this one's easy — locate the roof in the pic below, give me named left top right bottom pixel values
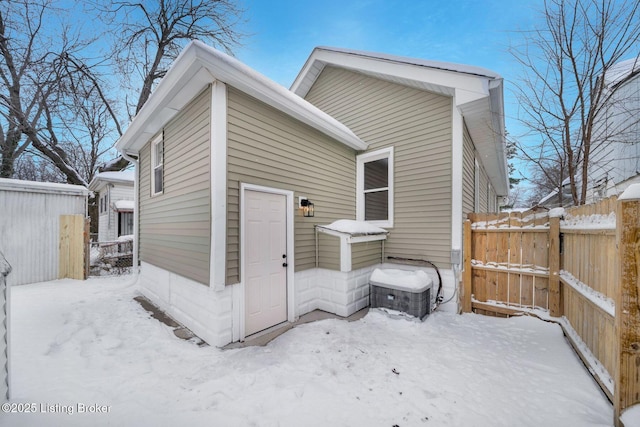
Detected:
left=291, top=47, right=509, bottom=196
left=604, top=56, right=640, bottom=86
left=88, top=171, right=135, bottom=192
left=114, top=199, right=135, bottom=211
left=0, top=178, right=89, bottom=196
left=116, top=41, right=367, bottom=154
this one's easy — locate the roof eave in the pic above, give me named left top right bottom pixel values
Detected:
left=291, top=48, right=509, bottom=196
left=116, top=41, right=367, bottom=154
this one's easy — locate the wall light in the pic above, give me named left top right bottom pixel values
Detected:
left=300, top=198, right=314, bottom=217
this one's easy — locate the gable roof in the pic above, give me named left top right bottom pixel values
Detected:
left=116, top=41, right=367, bottom=155
left=88, top=171, right=135, bottom=192
left=604, top=56, right=640, bottom=87
left=291, top=47, right=509, bottom=196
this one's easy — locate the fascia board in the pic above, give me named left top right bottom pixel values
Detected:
left=293, top=48, right=491, bottom=100
left=117, top=41, right=367, bottom=154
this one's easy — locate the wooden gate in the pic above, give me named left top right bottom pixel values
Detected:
left=461, top=195, right=640, bottom=426
left=59, top=215, right=90, bottom=280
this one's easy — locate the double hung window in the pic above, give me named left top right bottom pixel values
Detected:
left=356, top=147, right=394, bottom=227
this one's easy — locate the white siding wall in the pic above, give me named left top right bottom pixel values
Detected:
left=0, top=181, right=88, bottom=286
left=97, top=184, right=134, bottom=242
left=589, top=75, right=640, bottom=199
left=138, top=262, right=233, bottom=347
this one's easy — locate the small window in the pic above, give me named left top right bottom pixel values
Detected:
left=100, top=194, right=108, bottom=214
left=357, top=147, right=394, bottom=227
left=118, top=211, right=134, bottom=236
left=151, top=134, right=163, bottom=196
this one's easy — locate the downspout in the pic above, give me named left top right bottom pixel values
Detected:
left=121, top=151, right=139, bottom=274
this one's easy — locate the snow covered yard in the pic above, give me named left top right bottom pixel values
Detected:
left=5, top=276, right=612, bottom=427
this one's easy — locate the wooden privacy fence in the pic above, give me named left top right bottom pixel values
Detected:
left=59, top=214, right=90, bottom=280
left=462, top=194, right=640, bottom=426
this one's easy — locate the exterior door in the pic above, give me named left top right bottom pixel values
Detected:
left=244, top=190, right=288, bottom=336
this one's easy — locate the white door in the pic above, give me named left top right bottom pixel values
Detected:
left=244, top=190, right=288, bottom=336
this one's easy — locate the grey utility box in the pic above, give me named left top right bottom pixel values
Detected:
left=369, top=268, right=433, bottom=319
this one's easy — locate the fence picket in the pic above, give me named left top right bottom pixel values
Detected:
left=462, top=195, right=622, bottom=418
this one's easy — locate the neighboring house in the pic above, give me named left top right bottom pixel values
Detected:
left=116, top=41, right=508, bottom=347
left=88, top=171, right=135, bottom=241
left=538, top=176, right=580, bottom=209
left=587, top=57, right=640, bottom=201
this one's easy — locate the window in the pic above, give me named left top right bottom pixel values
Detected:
left=99, top=194, right=108, bottom=214
left=357, top=147, right=394, bottom=227
left=151, top=134, right=163, bottom=195
left=118, top=211, right=134, bottom=236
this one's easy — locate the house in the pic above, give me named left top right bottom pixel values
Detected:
left=116, top=41, right=508, bottom=347
left=587, top=57, right=640, bottom=201
left=537, top=176, right=579, bottom=208
left=88, top=171, right=135, bottom=241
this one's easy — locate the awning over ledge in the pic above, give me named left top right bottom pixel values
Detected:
left=114, top=200, right=135, bottom=211
left=316, top=219, right=388, bottom=243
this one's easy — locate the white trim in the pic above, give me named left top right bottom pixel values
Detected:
left=150, top=134, right=163, bottom=196
left=116, top=41, right=366, bottom=154
left=210, top=81, right=228, bottom=290
left=231, top=279, right=243, bottom=343
left=474, top=159, right=480, bottom=211
left=239, top=183, right=295, bottom=341
left=348, top=234, right=386, bottom=244
left=451, top=106, right=463, bottom=261
left=316, top=226, right=387, bottom=244
left=291, top=48, right=497, bottom=99
left=356, top=147, right=394, bottom=228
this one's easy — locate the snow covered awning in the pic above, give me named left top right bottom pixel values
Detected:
left=316, top=219, right=388, bottom=243
left=114, top=200, right=135, bottom=211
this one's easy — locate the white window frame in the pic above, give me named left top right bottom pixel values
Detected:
left=151, top=134, right=164, bottom=196
left=356, top=146, right=394, bottom=228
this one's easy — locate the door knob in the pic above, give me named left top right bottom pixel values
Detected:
left=282, top=262, right=288, bottom=267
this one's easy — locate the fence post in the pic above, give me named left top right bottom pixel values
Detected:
left=84, top=218, right=90, bottom=280
left=0, top=250, right=11, bottom=402
left=548, top=216, right=561, bottom=317
left=462, top=219, right=472, bottom=313
left=615, top=190, right=640, bottom=425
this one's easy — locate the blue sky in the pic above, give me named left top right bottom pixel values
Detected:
left=235, top=0, right=540, bottom=145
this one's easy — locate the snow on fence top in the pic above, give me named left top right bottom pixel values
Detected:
left=561, top=212, right=616, bottom=230
left=469, top=196, right=618, bottom=231
left=619, top=182, right=640, bottom=200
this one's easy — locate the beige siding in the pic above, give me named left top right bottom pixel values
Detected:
left=306, top=67, right=453, bottom=267
left=462, top=125, right=475, bottom=216
left=138, top=88, right=211, bottom=285
left=351, top=240, right=383, bottom=270
left=477, top=164, right=489, bottom=212
left=226, top=87, right=356, bottom=283
left=318, top=233, right=340, bottom=270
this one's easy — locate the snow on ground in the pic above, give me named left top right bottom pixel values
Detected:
left=5, top=276, right=612, bottom=427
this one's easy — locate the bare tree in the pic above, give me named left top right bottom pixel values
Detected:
left=511, top=0, right=640, bottom=206
left=0, top=0, right=47, bottom=179
left=97, top=0, right=245, bottom=172
left=0, top=0, right=108, bottom=185
left=0, top=0, right=246, bottom=182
